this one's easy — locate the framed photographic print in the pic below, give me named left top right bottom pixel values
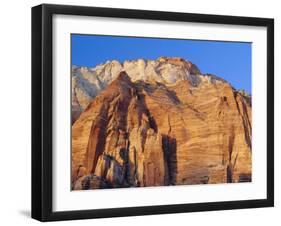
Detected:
left=31, top=4, right=274, bottom=221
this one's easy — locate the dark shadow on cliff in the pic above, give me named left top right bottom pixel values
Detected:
left=162, top=135, right=177, bottom=185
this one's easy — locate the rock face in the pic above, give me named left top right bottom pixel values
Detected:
left=72, top=57, right=252, bottom=190
left=71, top=57, right=201, bottom=123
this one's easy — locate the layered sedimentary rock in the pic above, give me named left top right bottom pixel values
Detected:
left=71, top=57, right=201, bottom=123
left=72, top=57, right=252, bottom=190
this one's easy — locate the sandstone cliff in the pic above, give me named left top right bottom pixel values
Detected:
left=72, top=57, right=252, bottom=190
left=71, top=57, right=201, bottom=123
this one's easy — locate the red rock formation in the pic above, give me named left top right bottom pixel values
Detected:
left=72, top=60, right=252, bottom=190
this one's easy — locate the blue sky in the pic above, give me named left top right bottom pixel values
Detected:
left=72, top=34, right=252, bottom=93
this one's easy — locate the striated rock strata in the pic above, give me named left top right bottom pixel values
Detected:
left=72, top=57, right=252, bottom=190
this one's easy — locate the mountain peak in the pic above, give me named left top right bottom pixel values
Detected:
left=72, top=56, right=252, bottom=189
left=116, top=71, right=131, bottom=81
left=157, top=56, right=201, bottom=74
left=72, top=57, right=230, bottom=122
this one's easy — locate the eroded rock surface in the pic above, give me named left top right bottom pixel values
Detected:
left=72, top=58, right=252, bottom=189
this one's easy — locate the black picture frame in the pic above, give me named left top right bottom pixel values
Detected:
left=32, top=3, right=274, bottom=222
